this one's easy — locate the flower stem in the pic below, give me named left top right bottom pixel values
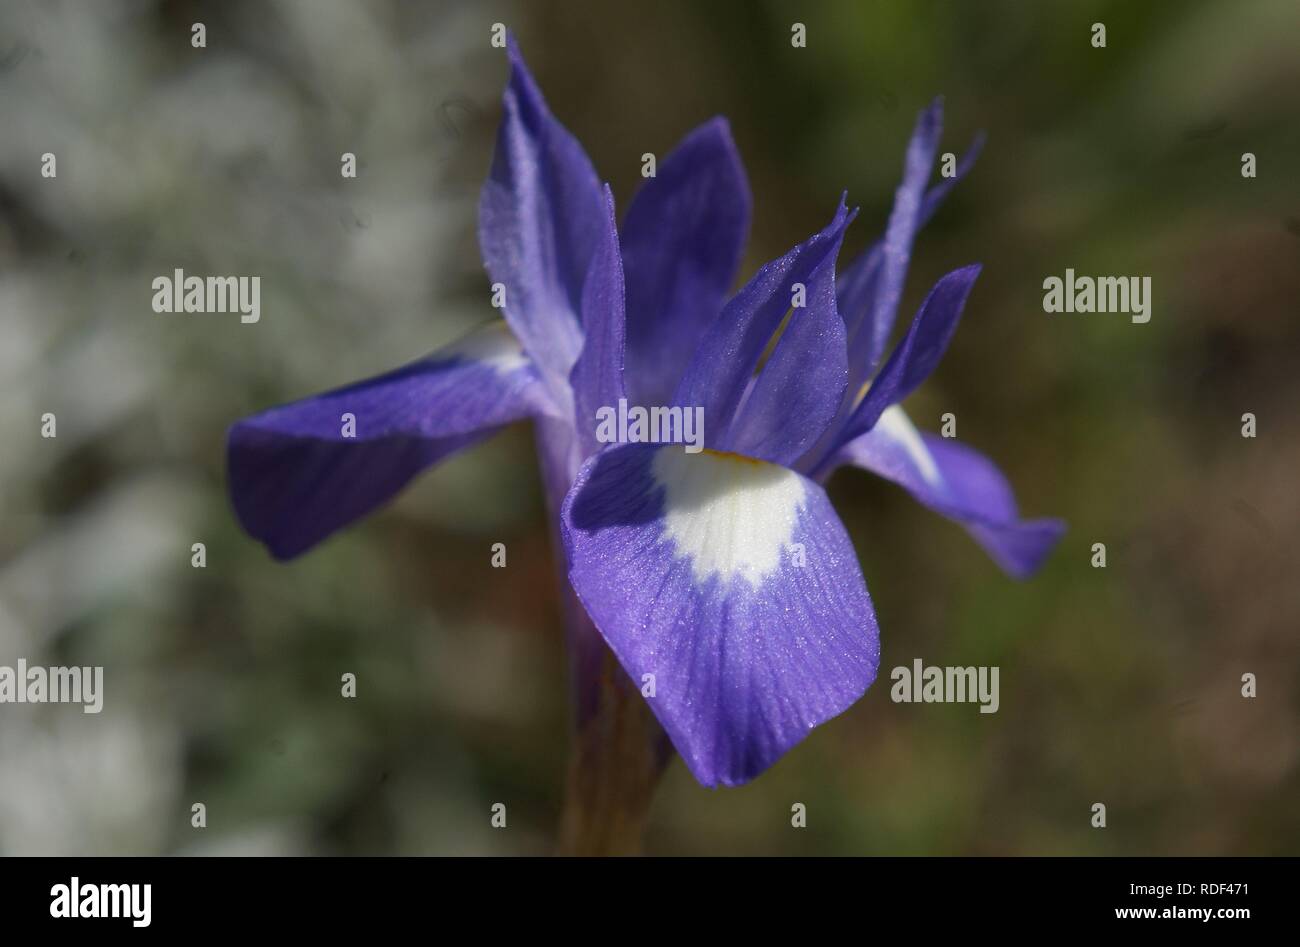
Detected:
left=556, top=637, right=668, bottom=856
left=534, top=418, right=669, bottom=855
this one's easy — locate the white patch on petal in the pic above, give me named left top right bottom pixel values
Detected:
left=651, top=448, right=806, bottom=589
left=875, top=405, right=943, bottom=489
left=443, top=321, right=529, bottom=375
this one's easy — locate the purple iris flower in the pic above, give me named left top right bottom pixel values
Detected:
left=227, top=40, right=1064, bottom=790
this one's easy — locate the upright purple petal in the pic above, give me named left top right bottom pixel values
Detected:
left=830, top=406, right=1065, bottom=577
left=673, top=200, right=853, bottom=452
left=621, top=118, right=751, bottom=406
left=801, top=132, right=985, bottom=474
left=478, top=40, right=606, bottom=391
left=917, top=132, right=985, bottom=225
left=562, top=444, right=880, bottom=787
left=724, top=208, right=852, bottom=466
left=834, top=247, right=883, bottom=363
left=844, top=99, right=944, bottom=379
left=228, top=322, right=549, bottom=560
left=570, top=185, right=627, bottom=456
left=827, top=263, right=981, bottom=458
left=838, top=130, right=985, bottom=379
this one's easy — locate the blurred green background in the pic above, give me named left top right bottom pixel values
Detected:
left=1, top=0, right=1296, bottom=855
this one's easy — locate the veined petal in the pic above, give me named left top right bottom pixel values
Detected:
left=478, top=39, right=606, bottom=392
left=725, top=206, right=851, bottom=466
left=621, top=118, right=751, bottom=406
left=831, top=406, right=1065, bottom=578
left=228, top=321, right=549, bottom=560
left=838, top=130, right=985, bottom=380
left=673, top=199, right=853, bottom=453
left=561, top=444, right=880, bottom=787
left=833, top=263, right=981, bottom=453
left=844, top=99, right=944, bottom=380
left=800, top=133, right=985, bottom=475
left=570, top=185, right=627, bottom=456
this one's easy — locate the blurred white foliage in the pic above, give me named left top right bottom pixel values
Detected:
left=0, top=0, right=490, bottom=855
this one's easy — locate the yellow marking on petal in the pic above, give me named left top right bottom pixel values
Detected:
left=701, top=448, right=767, bottom=466
left=851, top=378, right=872, bottom=411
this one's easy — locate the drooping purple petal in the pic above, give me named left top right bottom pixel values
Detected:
left=561, top=444, right=880, bottom=787
left=227, top=322, right=550, bottom=560
left=673, top=199, right=853, bottom=453
left=830, top=405, right=1065, bottom=577
left=838, top=129, right=985, bottom=380
left=478, top=39, right=606, bottom=392
left=724, top=207, right=853, bottom=466
left=621, top=118, right=751, bottom=406
left=827, top=262, right=981, bottom=459
left=569, top=185, right=627, bottom=456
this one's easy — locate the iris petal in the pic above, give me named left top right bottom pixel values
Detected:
left=478, top=39, right=606, bottom=396
left=843, top=98, right=944, bottom=379
left=562, top=444, right=880, bottom=787
left=724, top=206, right=852, bottom=466
left=621, top=118, right=752, bottom=406
left=838, top=127, right=985, bottom=382
left=829, top=262, right=982, bottom=456
left=570, top=185, right=627, bottom=456
left=227, top=321, right=549, bottom=560
left=831, top=406, right=1065, bottom=578
left=673, top=200, right=853, bottom=455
